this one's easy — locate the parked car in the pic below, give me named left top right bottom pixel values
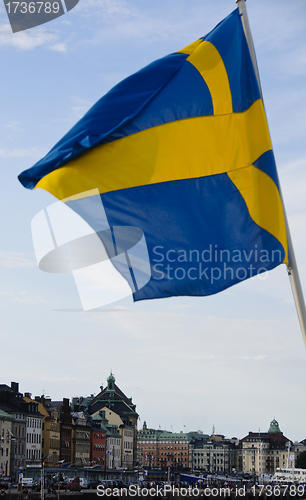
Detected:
left=0, top=481, right=8, bottom=491
left=87, top=480, right=102, bottom=490
left=54, top=481, right=70, bottom=490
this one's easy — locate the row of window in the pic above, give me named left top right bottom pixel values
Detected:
left=243, top=450, right=286, bottom=456
left=93, top=433, right=105, bottom=440
left=15, top=426, right=25, bottom=437
left=0, top=448, right=9, bottom=457
left=75, top=431, right=90, bottom=439
left=26, top=449, right=41, bottom=460
left=1, top=430, right=10, bottom=440
left=27, top=433, right=41, bottom=444
left=140, top=439, right=187, bottom=445
left=157, top=458, right=187, bottom=463
left=109, top=439, right=121, bottom=446
left=141, top=446, right=188, bottom=450
left=194, top=458, right=223, bottom=464
left=93, top=444, right=105, bottom=451
left=124, top=441, right=133, bottom=449
left=50, top=439, right=60, bottom=449
left=27, top=419, right=42, bottom=428
left=194, top=452, right=224, bottom=456
left=50, top=423, right=60, bottom=432
left=159, top=452, right=187, bottom=456
left=14, top=443, right=24, bottom=455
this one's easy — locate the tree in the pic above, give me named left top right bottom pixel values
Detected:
left=296, top=451, right=306, bottom=469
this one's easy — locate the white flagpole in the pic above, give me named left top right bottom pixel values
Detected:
left=236, top=0, right=306, bottom=349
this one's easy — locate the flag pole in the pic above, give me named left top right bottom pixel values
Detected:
left=236, top=0, right=306, bottom=349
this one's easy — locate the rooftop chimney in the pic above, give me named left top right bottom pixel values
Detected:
left=11, top=382, right=19, bottom=393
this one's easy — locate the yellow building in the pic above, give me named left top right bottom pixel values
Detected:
left=238, top=419, right=290, bottom=475
left=24, top=397, right=60, bottom=466
left=93, top=407, right=134, bottom=469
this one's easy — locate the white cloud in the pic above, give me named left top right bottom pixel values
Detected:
left=50, top=42, right=67, bottom=52
left=0, top=147, right=47, bottom=157
left=0, top=290, right=47, bottom=304
left=77, top=0, right=133, bottom=18
left=52, top=96, right=93, bottom=124
left=0, top=252, right=36, bottom=268
left=12, top=291, right=48, bottom=304
left=70, top=96, right=93, bottom=120
left=5, top=121, right=24, bottom=132
left=0, top=23, right=67, bottom=51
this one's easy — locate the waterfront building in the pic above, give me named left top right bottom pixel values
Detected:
left=238, top=419, right=291, bottom=475
left=191, top=435, right=238, bottom=473
left=94, top=406, right=133, bottom=469
left=92, top=410, right=121, bottom=469
left=58, top=398, right=73, bottom=465
left=31, top=397, right=74, bottom=465
left=290, top=441, right=306, bottom=468
left=90, top=425, right=106, bottom=468
left=0, top=409, right=13, bottom=477
left=71, top=411, right=91, bottom=465
left=137, top=422, right=209, bottom=471
left=28, top=396, right=61, bottom=466
left=44, top=398, right=74, bottom=465
left=0, top=383, right=27, bottom=479
left=88, top=373, right=138, bottom=467
left=23, top=394, right=43, bottom=467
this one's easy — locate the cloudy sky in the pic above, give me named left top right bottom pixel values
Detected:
left=0, top=0, right=306, bottom=443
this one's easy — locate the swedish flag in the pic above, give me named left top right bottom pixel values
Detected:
left=19, top=8, right=287, bottom=301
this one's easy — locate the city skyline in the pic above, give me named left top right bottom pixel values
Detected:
left=2, top=376, right=304, bottom=444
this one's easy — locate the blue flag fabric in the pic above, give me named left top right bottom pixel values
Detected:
left=19, top=8, right=287, bottom=301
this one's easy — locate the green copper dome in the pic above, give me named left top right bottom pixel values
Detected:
left=268, top=419, right=281, bottom=433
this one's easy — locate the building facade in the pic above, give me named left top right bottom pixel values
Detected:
left=92, top=410, right=121, bottom=469
left=191, top=435, right=238, bottom=473
left=88, top=373, right=138, bottom=467
left=0, top=383, right=27, bottom=479
left=59, top=398, right=73, bottom=465
left=0, top=409, right=13, bottom=478
left=71, top=412, right=91, bottom=465
left=23, top=395, right=43, bottom=467
left=238, top=419, right=290, bottom=475
left=137, top=423, right=209, bottom=471
left=27, top=397, right=61, bottom=466
left=90, top=427, right=106, bottom=467
left=100, top=407, right=134, bottom=469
